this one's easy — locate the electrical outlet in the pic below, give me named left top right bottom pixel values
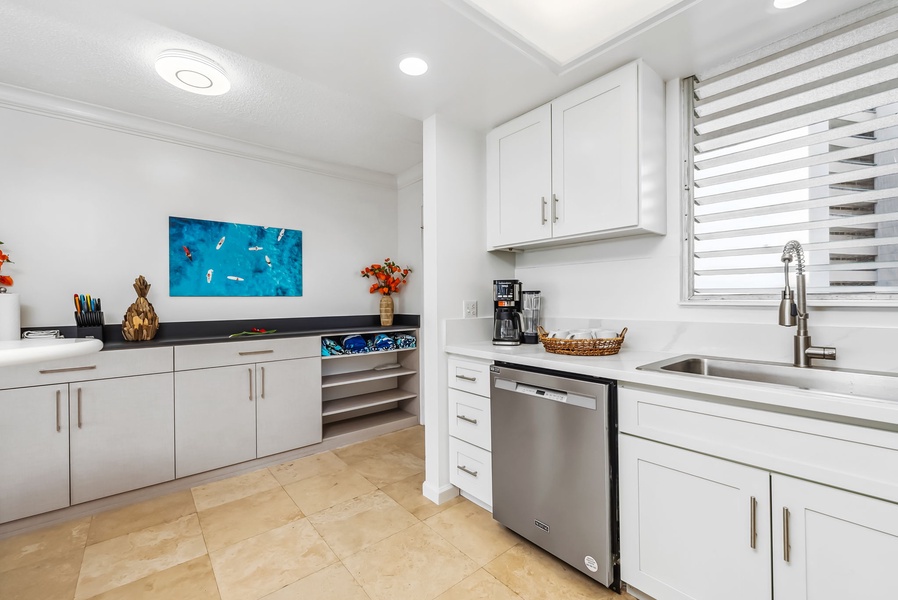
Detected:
left=463, top=300, right=477, bottom=319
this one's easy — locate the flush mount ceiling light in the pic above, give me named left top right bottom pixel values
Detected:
left=155, top=50, right=230, bottom=96
left=399, top=56, right=428, bottom=76
left=773, top=0, right=808, bottom=8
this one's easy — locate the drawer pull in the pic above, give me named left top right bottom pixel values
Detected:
left=40, top=365, right=97, bottom=375
left=457, top=464, right=478, bottom=477
left=55, top=390, right=61, bottom=432
left=457, top=414, right=478, bottom=425
left=239, top=350, right=275, bottom=356
left=783, top=507, right=791, bottom=563
left=455, top=374, right=477, bottom=382
left=77, top=388, right=83, bottom=429
left=750, top=496, right=757, bottom=549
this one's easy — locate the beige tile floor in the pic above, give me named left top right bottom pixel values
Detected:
left=0, top=426, right=635, bottom=600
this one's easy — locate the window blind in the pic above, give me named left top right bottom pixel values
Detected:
left=686, top=0, right=898, bottom=302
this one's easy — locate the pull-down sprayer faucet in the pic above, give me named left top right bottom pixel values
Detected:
left=779, top=240, right=836, bottom=368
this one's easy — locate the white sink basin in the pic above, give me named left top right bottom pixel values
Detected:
left=0, top=338, right=104, bottom=367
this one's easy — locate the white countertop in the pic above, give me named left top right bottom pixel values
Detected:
left=445, top=341, right=898, bottom=429
left=0, top=338, right=104, bottom=368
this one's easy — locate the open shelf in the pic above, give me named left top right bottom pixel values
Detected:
left=322, top=367, right=417, bottom=388
left=321, top=347, right=415, bottom=360
left=323, top=409, right=418, bottom=441
left=322, top=389, right=417, bottom=417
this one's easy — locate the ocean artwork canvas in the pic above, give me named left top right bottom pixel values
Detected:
left=169, top=216, right=303, bottom=297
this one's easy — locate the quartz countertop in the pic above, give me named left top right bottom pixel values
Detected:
left=0, top=338, right=103, bottom=367
left=445, top=340, right=898, bottom=429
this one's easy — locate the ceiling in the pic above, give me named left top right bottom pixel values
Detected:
left=0, top=0, right=875, bottom=178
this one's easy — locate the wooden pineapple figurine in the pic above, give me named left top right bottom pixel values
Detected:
left=122, top=275, right=160, bottom=341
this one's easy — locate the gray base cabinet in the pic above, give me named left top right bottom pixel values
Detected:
left=70, top=374, right=174, bottom=504
left=0, top=385, right=70, bottom=523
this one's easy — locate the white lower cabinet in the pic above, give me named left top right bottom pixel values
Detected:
left=621, top=435, right=898, bottom=600
left=620, top=435, right=771, bottom=600
left=70, top=374, right=174, bottom=504
left=0, top=385, right=70, bottom=523
left=446, top=356, right=493, bottom=508
left=772, top=474, right=898, bottom=599
left=175, top=356, right=321, bottom=478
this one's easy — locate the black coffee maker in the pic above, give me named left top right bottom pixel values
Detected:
left=492, top=279, right=523, bottom=346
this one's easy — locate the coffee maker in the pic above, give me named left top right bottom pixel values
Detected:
left=492, top=279, right=523, bottom=346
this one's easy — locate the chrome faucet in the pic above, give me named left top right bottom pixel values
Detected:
left=779, top=240, right=836, bottom=368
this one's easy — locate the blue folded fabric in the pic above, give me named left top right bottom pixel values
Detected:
left=321, top=337, right=344, bottom=356
left=342, top=334, right=369, bottom=354
left=394, top=334, right=417, bottom=349
left=374, top=334, right=396, bottom=351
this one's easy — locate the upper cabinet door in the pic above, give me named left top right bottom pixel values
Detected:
left=552, top=63, right=638, bottom=238
left=486, top=104, right=552, bottom=249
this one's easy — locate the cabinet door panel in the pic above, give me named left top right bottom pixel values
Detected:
left=486, top=105, right=552, bottom=248
left=70, top=374, right=174, bottom=504
left=552, top=63, right=638, bottom=238
left=773, top=475, right=898, bottom=599
left=0, top=386, right=69, bottom=523
left=175, top=366, right=256, bottom=477
left=620, top=436, right=771, bottom=600
left=256, top=358, right=321, bottom=457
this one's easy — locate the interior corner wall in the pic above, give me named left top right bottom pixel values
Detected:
left=1, top=106, right=402, bottom=327
left=397, top=165, right=424, bottom=317
left=513, top=78, right=898, bottom=331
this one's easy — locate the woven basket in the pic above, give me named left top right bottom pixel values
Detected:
left=538, top=326, right=627, bottom=357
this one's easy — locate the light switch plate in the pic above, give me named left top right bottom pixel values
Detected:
left=463, top=300, right=477, bottom=318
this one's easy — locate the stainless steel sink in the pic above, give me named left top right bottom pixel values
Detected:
left=637, top=355, right=898, bottom=402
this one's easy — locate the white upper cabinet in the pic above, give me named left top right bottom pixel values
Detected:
left=487, top=59, right=665, bottom=251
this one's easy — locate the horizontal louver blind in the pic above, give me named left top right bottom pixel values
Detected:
left=687, top=0, right=898, bottom=302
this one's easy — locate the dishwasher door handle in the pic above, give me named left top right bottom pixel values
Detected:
left=493, top=377, right=597, bottom=410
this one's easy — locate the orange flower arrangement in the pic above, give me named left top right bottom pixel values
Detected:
left=0, top=241, right=13, bottom=288
left=360, top=258, right=412, bottom=296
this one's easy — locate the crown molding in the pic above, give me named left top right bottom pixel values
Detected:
left=397, top=162, right=424, bottom=189
left=0, top=83, right=398, bottom=189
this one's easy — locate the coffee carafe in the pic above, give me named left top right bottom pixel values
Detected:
left=521, top=290, right=541, bottom=344
left=492, top=279, right=523, bottom=346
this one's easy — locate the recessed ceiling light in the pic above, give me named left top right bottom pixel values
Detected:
left=399, top=56, right=428, bottom=76
left=155, top=50, right=231, bottom=96
left=773, top=0, right=808, bottom=8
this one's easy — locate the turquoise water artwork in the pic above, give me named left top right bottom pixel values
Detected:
left=169, top=216, right=302, bottom=297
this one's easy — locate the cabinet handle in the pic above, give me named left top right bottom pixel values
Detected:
left=261, top=366, right=266, bottom=399
left=457, top=464, right=478, bottom=477
left=77, top=388, right=83, bottom=429
left=552, top=193, right=559, bottom=223
left=248, top=368, right=253, bottom=401
left=783, top=507, right=791, bottom=562
left=40, top=365, right=97, bottom=375
left=457, top=414, right=478, bottom=425
left=455, top=374, right=477, bottom=382
left=55, top=390, right=61, bottom=432
left=238, top=350, right=274, bottom=356
left=541, top=196, right=548, bottom=225
left=750, top=496, right=757, bottom=549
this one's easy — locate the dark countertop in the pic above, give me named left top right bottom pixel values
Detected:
left=23, top=314, right=420, bottom=351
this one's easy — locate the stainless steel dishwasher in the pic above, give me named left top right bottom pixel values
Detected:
left=490, top=362, right=619, bottom=591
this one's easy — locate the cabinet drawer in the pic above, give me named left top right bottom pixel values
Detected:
left=0, top=346, right=173, bottom=389
left=447, top=357, right=490, bottom=397
left=175, top=336, right=319, bottom=370
left=448, top=389, right=491, bottom=451
left=449, top=436, right=492, bottom=507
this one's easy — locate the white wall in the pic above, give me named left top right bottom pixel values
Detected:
left=422, top=114, right=514, bottom=503
left=396, top=164, right=424, bottom=317
left=514, top=79, right=898, bottom=332
left=1, top=105, right=404, bottom=327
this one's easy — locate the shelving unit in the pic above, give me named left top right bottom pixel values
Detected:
left=320, top=329, right=419, bottom=442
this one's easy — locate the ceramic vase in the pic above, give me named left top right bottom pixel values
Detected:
left=379, top=295, right=394, bottom=326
